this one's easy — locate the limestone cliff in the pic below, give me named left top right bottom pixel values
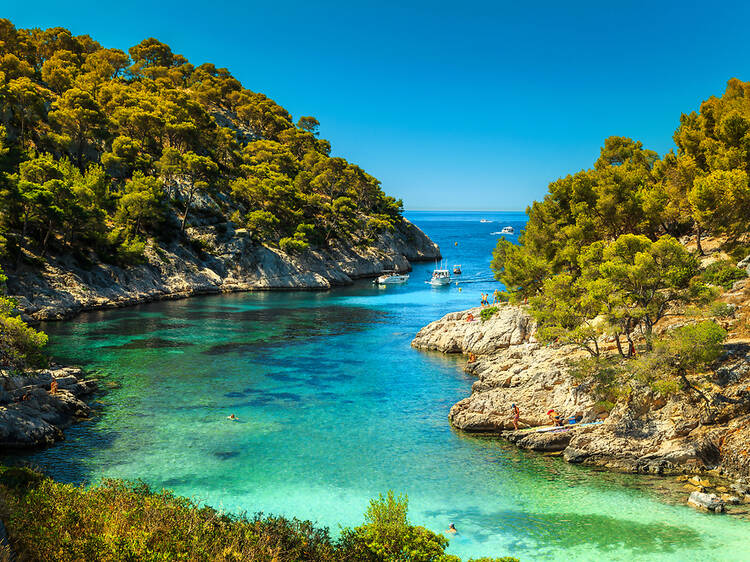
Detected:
left=5, top=218, right=440, bottom=321
left=0, top=367, right=97, bottom=449
left=412, top=304, right=750, bottom=495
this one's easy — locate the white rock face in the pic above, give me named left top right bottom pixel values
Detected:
left=5, top=219, right=440, bottom=321
left=412, top=305, right=596, bottom=431
left=412, top=306, right=750, bottom=484
left=688, top=491, right=726, bottom=512
left=411, top=305, right=534, bottom=354
left=0, top=367, right=97, bottom=449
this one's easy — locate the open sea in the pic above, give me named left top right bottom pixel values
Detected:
left=8, top=211, right=750, bottom=560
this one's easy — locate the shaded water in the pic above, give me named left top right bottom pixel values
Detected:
left=10, top=211, right=750, bottom=560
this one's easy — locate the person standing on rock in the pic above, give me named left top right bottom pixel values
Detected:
left=50, top=379, right=58, bottom=395
left=511, top=403, right=520, bottom=430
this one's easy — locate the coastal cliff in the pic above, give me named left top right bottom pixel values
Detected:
left=4, top=218, right=439, bottom=322
left=412, top=303, right=750, bottom=496
left=0, top=367, right=97, bottom=449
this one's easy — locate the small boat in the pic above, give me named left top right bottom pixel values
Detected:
left=428, top=269, right=451, bottom=286
left=500, top=226, right=514, bottom=234
left=427, top=260, right=452, bottom=286
left=453, top=264, right=462, bottom=275
left=375, top=270, right=409, bottom=284
left=479, top=219, right=492, bottom=223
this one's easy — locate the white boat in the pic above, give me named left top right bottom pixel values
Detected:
left=500, top=226, right=514, bottom=234
left=375, top=271, right=409, bottom=284
left=426, top=261, right=452, bottom=286
left=479, top=219, right=492, bottom=223
left=427, top=269, right=451, bottom=286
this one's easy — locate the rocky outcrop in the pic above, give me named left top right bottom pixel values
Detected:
left=688, top=491, right=726, bottom=512
left=412, top=306, right=750, bottom=488
left=5, top=218, right=440, bottom=321
left=0, top=367, right=97, bottom=449
left=411, top=305, right=533, bottom=354
left=412, top=305, right=595, bottom=432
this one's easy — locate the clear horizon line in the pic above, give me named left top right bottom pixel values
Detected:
left=405, top=209, right=528, bottom=213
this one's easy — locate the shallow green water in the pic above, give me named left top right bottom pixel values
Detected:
left=11, top=212, right=750, bottom=560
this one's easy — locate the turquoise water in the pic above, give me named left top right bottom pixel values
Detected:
left=10, top=211, right=750, bottom=561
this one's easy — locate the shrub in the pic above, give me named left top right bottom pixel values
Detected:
left=0, top=268, right=48, bottom=370
left=0, top=471, right=518, bottom=561
left=710, top=302, right=736, bottom=319
left=480, top=307, right=498, bottom=322
left=279, top=234, right=310, bottom=254
left=700, top=259, right=747, bottom=289
left=116, top=236, right=147, bottom=265
left=338, top=491, right=449, bottom=562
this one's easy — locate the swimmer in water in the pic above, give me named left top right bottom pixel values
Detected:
left=227, top=414, right=238, bottom=420
left=446, top=523, right=457, bottom=534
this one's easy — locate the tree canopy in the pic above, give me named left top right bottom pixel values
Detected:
left=493, top=79, right=750, bottom=371
left=0, top=19, right=404, bottom=266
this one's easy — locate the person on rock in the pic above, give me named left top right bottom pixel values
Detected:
left=50, top=379, right=58, bottom=395
left=511, top=403, right=520, bottom=430
left=547, top=409, right=564, bottom=427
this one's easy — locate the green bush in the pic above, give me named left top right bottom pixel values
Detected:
left=0, top=267, right=48, bottom=370
left=116, top=236, right=147, bottom=265
left=279, top=234, right=310, bottom=254
left=0, top=473, right=518, bottom=562
left=700, top=259, right=747, bottom=289
left=338, top=491, right=449, bottom=562
left=480, top=307, right=498, bottom=322
left=710, top=302, right=736, bottom=319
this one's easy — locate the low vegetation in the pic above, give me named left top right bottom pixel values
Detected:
left=0, top=468, right=518, bottom=562
left=0, top=265, right=46, bottom=370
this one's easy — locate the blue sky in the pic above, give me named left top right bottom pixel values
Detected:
left=5, top=1, right=750, bottom=210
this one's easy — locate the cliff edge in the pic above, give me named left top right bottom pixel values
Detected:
left=412, top=304, right=750, bottom=495
left=5, top=218, right=440, bottom=321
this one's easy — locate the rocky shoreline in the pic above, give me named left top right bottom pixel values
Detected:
left=412, top=304, right=750, bottom=512
left=4, top=218, right=440, bottom=322
left=0, top=367, right=98, bottom=450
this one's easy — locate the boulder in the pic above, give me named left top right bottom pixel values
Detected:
left=688, top=491, right=726, bottom=513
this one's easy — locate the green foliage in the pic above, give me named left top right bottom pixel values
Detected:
left=700, top=259, right=748, bottom=289
left=0, top=474, right=513, bottom=562
left=480, top=306, right=499, bottom=322
left=339, top=491, right=451, bottom=562
left=0, top=18, right=404, bottom=267
left=0, top=265, right=47, bottom=369
left=709, top=301, right=735, bottom=319
left=572, top=321, right=727, bottom=401
left=569, top=357, right=629, bottom=404
left=490, top=78, right=750, bottom=362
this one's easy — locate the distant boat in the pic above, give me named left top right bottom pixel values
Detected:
left=427, top=260, right=452, bottom=286
left=453, top=264, right=462, bottom=275
left=375, top=270, right=409, bottom=285
left=479, top=219, right=492, bottom=223
left=500, top=226, right=514, bottom=234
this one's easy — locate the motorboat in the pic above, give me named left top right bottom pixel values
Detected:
left=375, top=270, right=409, bottom=284
left=479, top=219, right=492, bottom=223
left=427, top=269, right=451, bottom=286
left=427, top=261, right=452, bottom=286
left=500, top=226, right=514, bottom=234
left=453, top=264, right=462, bottom=275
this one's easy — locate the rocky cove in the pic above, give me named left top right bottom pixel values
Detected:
left=0, top=367, right=98, bottom=449
left=0, top=220, right=438, bottom=450
left=4, top=217, right=440, bottom=322
left=411, top=302, right=750, bottom=512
